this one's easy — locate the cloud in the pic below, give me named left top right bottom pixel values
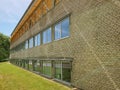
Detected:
left=0, top=0, right=32, bottom=24
left=0, top=0, right=32, bottom=36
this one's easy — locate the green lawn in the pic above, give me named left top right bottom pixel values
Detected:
left=0, top=62, right=71, bottom=90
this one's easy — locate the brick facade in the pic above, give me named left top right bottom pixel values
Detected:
left=10, top=0, right=120, bottom=90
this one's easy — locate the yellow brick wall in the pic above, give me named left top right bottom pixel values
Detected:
left=10, top=0, right=120, bottom=90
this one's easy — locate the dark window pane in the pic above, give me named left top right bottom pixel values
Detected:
left=29, top=60, right=33, bottom=71
left=33, top=60, right=40, bottom=72
left=55, top=61, right=62, bottom=80
left=62, top=62, right=71, bottom=82
left=61, top=17, right=69, bottom=38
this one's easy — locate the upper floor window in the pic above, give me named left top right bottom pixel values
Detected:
left=25, top=40, right=29, bottom=49
left=29, top=37, right=33, bottom=48
left=43, top=28, right=52, bottom=44
left=35, top=34, right=41, bottom=47
left=55, top=17, right=70, bottom=40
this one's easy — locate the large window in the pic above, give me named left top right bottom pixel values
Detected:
left=29, top=60, right=33, bottom=71
left=62, top=61, right=71, bottom=82
left=55, top=17, right=69, bottom=40
left=35, top=34, right=41, bottom=46
left=54, top=61, right=62, bottom=80
left=33, top=60, right=40, bottom=72
left=43, top=61, right=52, bottom=77
left=29, top=37, right=33, bottom=48
left=54, top=61, right=71, bottom=82
left=43, top=28, right=52, bottom=44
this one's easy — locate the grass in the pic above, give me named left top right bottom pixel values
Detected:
left=0, top=62, right=72, bottom=90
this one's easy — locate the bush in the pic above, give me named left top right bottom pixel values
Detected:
left=0, top=33, right=10, bottom=61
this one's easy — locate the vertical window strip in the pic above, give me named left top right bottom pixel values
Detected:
left=43, top=27, right=52, bottom=44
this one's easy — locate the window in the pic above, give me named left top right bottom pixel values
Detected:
left=55, top=17, right=69, bottom=40
left=62, top=61, right=71, bottom=82
left=55, top=23, right=61, bottom=40
left=29, top=60, right=33, bottom=71
left=29, top=37, right=33, bottom=48
left=54, top=61, right=62, bottom=80
left=25, top=40, right=29, bottom=49
left=43, top=28, right=52, bottom=44
left=61, top=17, right=69, bottom=38
left=54, top=61, right=71, bottom=82
left=43, top=61, right=52, bottom=77
left=35, top=34, right=41, bottom=47
left=33, top=60, right=40, bottom=72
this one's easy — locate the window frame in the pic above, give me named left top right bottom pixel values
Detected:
left=29, top=37, right=34, bottom=48
left=54, top=17, right=70, bottom=41
left=34, top=33, right=41, bottom=47
left=43, top=27, right=52, bottom=44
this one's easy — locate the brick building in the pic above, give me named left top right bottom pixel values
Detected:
left=10, top=0, right=120, bottom=90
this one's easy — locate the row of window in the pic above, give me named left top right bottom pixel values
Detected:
left=10, top=59, right=71, bottom=83
left=11, top=17, right=70, bottom=52
left=26, top=17, right=69, bottom=49
left=11, top=0, right=61, bottom=43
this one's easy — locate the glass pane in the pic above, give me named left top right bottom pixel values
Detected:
left=43, top=61, right=52, bottom=76
left=47, top=28, right=52, bottom=43
left=62, top=62, right=71, bottom=82
left=25, top=40, right=28, bottom=49
left=25, top=60, right=29, bottom=69
left=55, top=23, right=61, bottom=40
left=29, top=37, right=33, bottom=48
left=61, top=17, right=69, bottom=38
left=35, top=35, right=38, bottom=47
left=43, top=31, right=47, bottom=44
left=33, top=60, right=40, bottom=72
left=55, top=61, right=62, bottom=80
left=37, top=34, right=41, bottom=46
left=29, top=60, right=33, bottom=71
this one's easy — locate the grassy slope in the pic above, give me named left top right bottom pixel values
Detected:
left=0, top=62, right=71, bottom=90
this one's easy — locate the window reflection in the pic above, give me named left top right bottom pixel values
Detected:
left=43, top=28, right=52, bottom=44
left=29, top=37, right=33, bottom=48
left=55, top=17, right=69, bottom=40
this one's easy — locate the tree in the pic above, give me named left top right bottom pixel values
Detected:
left=0, top=33, right=10, bottom=62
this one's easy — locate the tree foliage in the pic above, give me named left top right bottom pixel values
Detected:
left=0, top=33, right=10, bottom=61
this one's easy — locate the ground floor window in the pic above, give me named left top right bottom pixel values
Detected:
left=62, top=61, right=71, bottom=82
left=54, top=61, right=62, bottom=80
left=43, top=61, right=52, bottom=77
left=33, top=60, right=40, bottom=72
left=29, top=60, right=33, bottom=71
left=25, top=60, right=29, bottom=69
left=54, top=61, right=71, bottom=82
left=10, top=59, right=72, bottom=83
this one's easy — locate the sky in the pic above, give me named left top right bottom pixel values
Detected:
left=0, top=0, right=32, bottom=36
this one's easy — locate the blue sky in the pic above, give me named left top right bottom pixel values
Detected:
left=0, top=0, right=32, bottom=36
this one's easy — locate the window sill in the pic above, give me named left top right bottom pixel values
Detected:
left=54, top=36, right=70, bottom=42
